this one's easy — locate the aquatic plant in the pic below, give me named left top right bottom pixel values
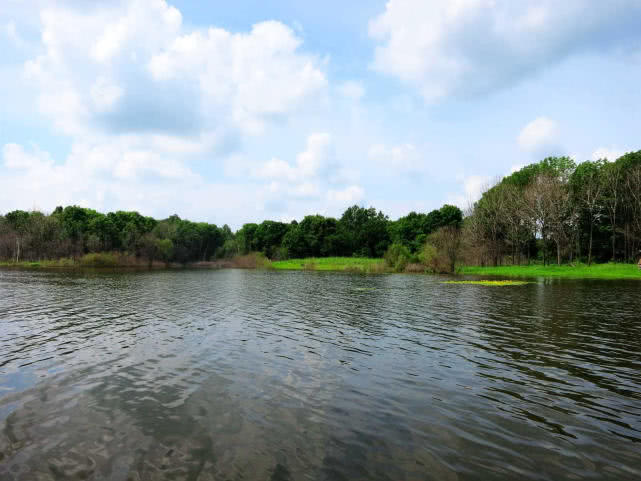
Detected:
left=443, top=280, right=529, bottom=286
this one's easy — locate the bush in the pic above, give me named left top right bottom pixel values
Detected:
left=418, top=242, right=450, bottom=273
left=80, top=252, right=118, bottom=267
left=384, top=243, right=413, bottom=272
left=215, top=239, right=239, bottom=259
left=271, top=246, right=289, bottom=261
left=230, top=252, right=272, bottom=269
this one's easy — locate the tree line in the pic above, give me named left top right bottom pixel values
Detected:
left=0, top=203, right=462, bottom=266
left=4, top=149, right=638, bottom=270
left=464, top=151, right=641, bottom=266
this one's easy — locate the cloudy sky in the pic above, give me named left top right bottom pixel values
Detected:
left=1, top=0, right=640, bottom=227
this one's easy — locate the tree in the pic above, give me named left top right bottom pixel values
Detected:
left=339, top=206, right=390, bottom=257
left=601, top=162, right=622, bottom=261
left=5, top=210, right=30, bottom=262
left=570, top=160, right=604, bottom=265
left=429, top=225, right=462, bottom=273
left=473, top=180, right=508, bottom=266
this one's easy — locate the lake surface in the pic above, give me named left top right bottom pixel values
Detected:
left=0, top=269, right=640, bottom=480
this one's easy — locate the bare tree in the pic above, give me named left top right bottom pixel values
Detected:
left=430, top=225, right=462, bottom=273
left=523, top=174, right=572, bottom=265
left=626, top=166, right=641, bottom=262
left=601, top=162, right=622, bottom=261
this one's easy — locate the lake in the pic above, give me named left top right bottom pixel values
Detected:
left=0, top=269, right=640, bottom=480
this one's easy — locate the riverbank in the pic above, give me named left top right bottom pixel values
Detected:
left=4, top=255, right=640, bottom=279
left=0, top=254, right=170, bottom=269
left=271, top=257, right=387, bottom=273
left=458, top=263, right=641, bottom=279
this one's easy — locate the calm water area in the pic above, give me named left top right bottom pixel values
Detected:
left=0, top=268, right=640, bottom=480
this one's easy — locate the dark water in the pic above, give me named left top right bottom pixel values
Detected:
left=0, top=269, right=640, bottom=480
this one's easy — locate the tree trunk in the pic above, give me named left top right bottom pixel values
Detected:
left=556, top=241, right=561, bottom=266
left=611, top=217, right=616, bottom=261
left=588, top=221, right=593, bottom=266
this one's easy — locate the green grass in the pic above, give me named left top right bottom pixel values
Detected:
left=272, top=257, right=386, bottom=273
left=458, top=263, right=641, bottom=280
left=443, top=280, right=529, bottom=286
left=0, top=258, right=76, bottom=268
left=79, top=252, right=119, bottom=267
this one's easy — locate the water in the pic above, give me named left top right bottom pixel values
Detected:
left=0, top=269, right=640, bottom=480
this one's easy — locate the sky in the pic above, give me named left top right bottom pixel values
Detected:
left=1, top=0, right=640, bottom=228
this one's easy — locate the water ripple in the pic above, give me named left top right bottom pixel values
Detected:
left=0, top=269, right=640, bottom=480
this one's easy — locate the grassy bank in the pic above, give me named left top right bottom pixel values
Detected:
left=0, top=253, right=169, bottom=269
left=458, top=263, right=641, bottom=280
left=272, top=257, right=387, bottom=273
left=0, top=258, right=77, bottom=269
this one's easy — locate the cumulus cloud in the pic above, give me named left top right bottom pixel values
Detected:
left=23, top=0, right=326, bottom=140
left=327, top=185, right=364, bottom=204
left=0, top=140, right=263, bottom=227
left=5, top=21, right=25, bottom=48
left=369, top=0, right=641, bottom=101
left=3, top=143, right=53, bottom=169
left=447, top=174, right=491, bottom=209
left=0, top=0, right=335, bottom=224
left=591, top=147, right=627, bottom=161
left=147, top=21, right=327, bottom=134
left=518, top=116, right=559, bottom=153
left=251, top=133, right=365, bottom=216
left=338, top=81, right=365, bottom=101
left=253, top=133, right=332, bottom=182
left=368, top=142, right=427, bottom=175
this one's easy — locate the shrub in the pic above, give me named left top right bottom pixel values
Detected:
left=404, top=263, right=427, bottom=273
left=215, top=239, right=239, bottom=259
left=80, top=252, right=118, bottom=267
left=418, top=242, right=450, bottom=273
left=384, top=243, right=413, bottom=272
left=271, top=246, right=289, bottom=261
left=230, top=252, right=272, bottom=269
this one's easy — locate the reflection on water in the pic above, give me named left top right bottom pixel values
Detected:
left=0, top=269, right=640, bottom=480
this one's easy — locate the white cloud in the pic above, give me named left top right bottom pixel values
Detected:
left=5, top=20, right=25, bottom=47
left=249, top=133, right=365, bottom=217
left=591, top=147, right=626, bottom=161
left=368, top=142, right=426, bottom=174
left=0, top=141, right=261, bottom=227
left=447, top=174, right=491, bottom=209
left=327, top=185, right=364, bottom=204
left=147, top=20, right=327, bottom=134
left=338, top=81, right=365, bottom=101
left=518, top=117, right=559, bottom=152
left=253, top=132, right=332, bottom=181
left=3, top=143, right=53, bottom=169
left=0, top=0, right=335, bottom=225
left=369, top=0, right=641, bottom=101
left=90, top=77, right=123, bottom=112
left=23, top=1, right=327, bottom=139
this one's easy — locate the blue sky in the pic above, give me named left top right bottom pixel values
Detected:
left=1, top=0, right=640, bottom=228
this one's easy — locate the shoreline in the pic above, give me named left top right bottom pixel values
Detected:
left=458, top=263, right=641, bottom=280
left=2, top=258, right=640, bottom=280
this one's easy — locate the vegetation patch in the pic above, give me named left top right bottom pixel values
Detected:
left=458, top=263, right=641, bottom=280
left=229, top=252, right=273, bottom=269
left=0, top=258, right=77, bottom=269
left=80, top=252, right=119, bottom=267
left=272, top=257, right=386, bottom=273
left=443, top=280, right=529, bottom=286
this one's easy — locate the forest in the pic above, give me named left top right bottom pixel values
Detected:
left=1, top=150, right=640, bottom=271
left=0, top=203, right=462, bottom=268
left=465, top=150, right=641, bottom=267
